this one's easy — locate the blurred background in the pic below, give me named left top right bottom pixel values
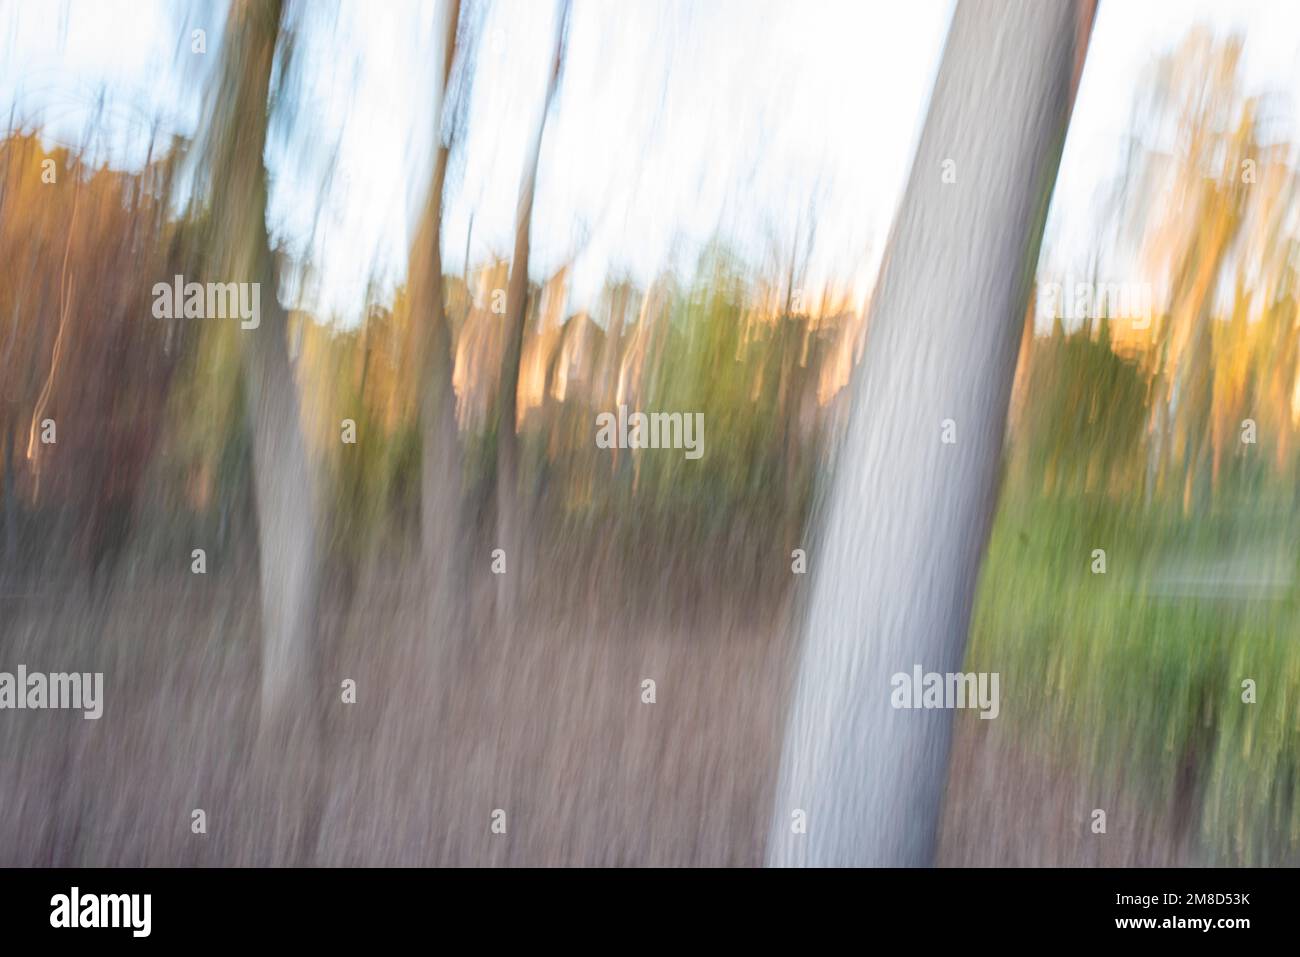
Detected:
left=1, top=0, right=1299, bottom=865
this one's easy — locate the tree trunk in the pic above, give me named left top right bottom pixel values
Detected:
left=494, top=0, right=569, bottom=619
left=416, top=0, right=465, bottom=623
left=243, top=301, right=319, bottom=729
left=767, top=0, right=1094, bottom=867
left=208, top=0, right=320, bottom=732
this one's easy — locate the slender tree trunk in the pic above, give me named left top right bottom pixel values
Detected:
left=208, top=0, right=320, bottom=732
left=768, top=0, right=1094, bottom=867
left=494, top=0, right=569, bottom=618
left=416, top=0, right=465, bottom=623
left=243, top=298, right=318, bottom=729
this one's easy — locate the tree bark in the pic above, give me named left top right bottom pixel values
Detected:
left=416, top=0, right=465, bottom=622
left=768, top=0, right=1094, bottom=867
left=208, top=0, right=320, bottom=731
left=494, top=0, right=569, bottom=619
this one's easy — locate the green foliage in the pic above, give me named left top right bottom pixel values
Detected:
left=969, top=495, right=1300, bottom=864
left=1016, top=319, right=1148, bottom=498
left=633, top=244, right=809, bottom=529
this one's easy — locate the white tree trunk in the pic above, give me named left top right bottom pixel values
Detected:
left=244, top=307, right=318, bottom=728
left=768, top=0, right=1093, bottom=867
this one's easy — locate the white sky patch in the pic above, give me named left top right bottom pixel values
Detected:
left=1043, top=0, right=1300, bottom=296
left=3, top=0, right=1298, bottom=325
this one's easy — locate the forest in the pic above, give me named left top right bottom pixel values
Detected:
left=1, top=0, right=1298, bottom=867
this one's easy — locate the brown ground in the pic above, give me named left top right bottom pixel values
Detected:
left=0, top=550, right=1195, bottom=866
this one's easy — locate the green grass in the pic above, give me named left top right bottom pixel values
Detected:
left=967, top=493, right=1300, bottom=864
